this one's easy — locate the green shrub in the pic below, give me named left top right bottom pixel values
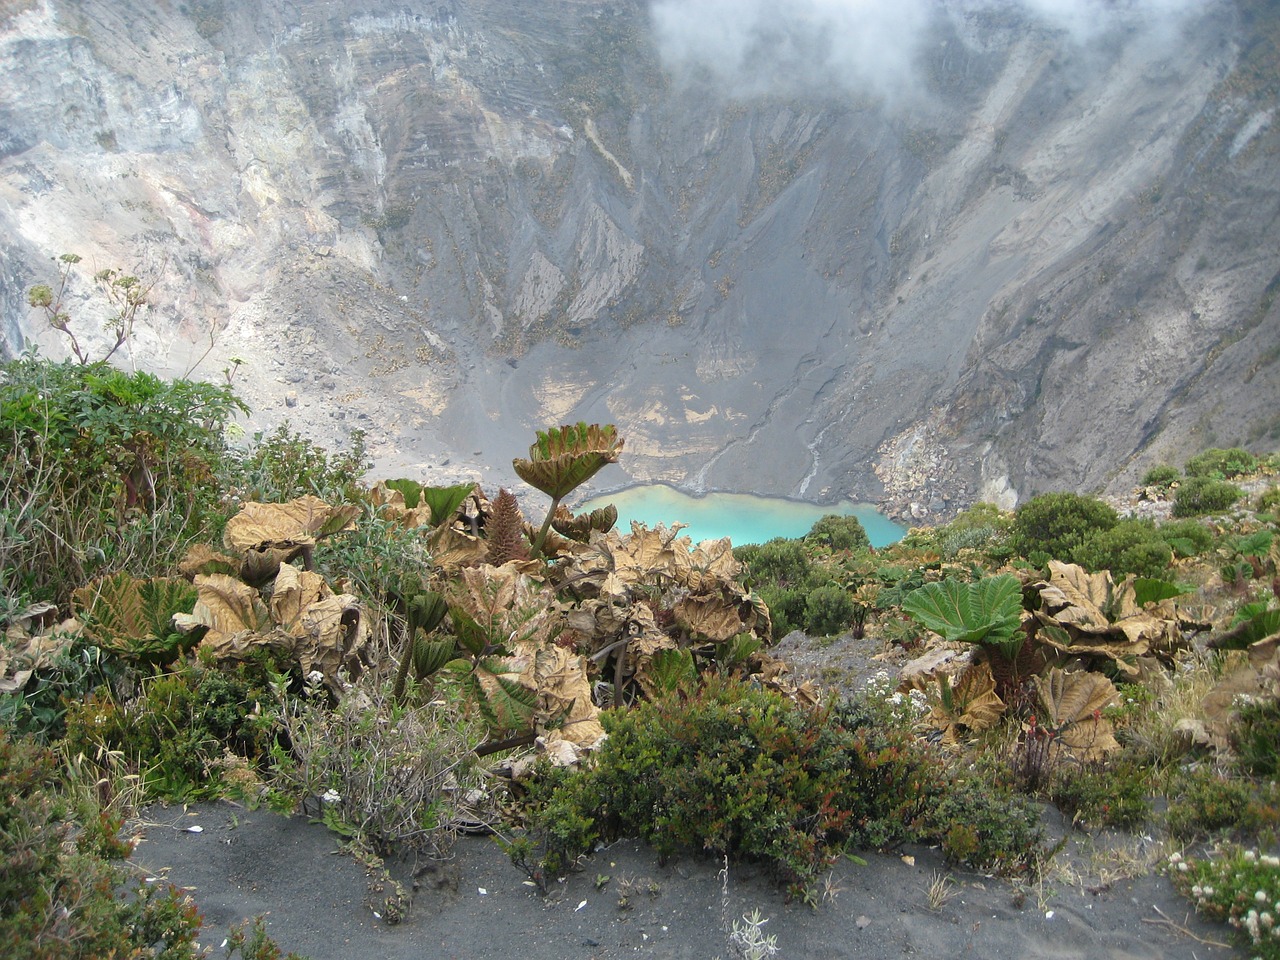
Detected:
left=1049, top=760, right=1151, bottom=830
left=922, top=775, right=1046, bottom=875
left=1141, top=464, right=1181, bottom=488
left=1156, top=518, right=1217, bottom=558
left=738, top=537, right=813, bottom=588
left=756, top=584, right=806, bottom=639
left=63, top=657, right=283, bottom=801
left=223, top=422, right=370, bottom=503
left=1010, top=492, right=1118, bottom=563
left=1172, top=768, right=1259, bottom=839
left=0, top=355, right=246, bottom=606
left=805, top=514, right=870, bottom=552
left=0, top=636, right=127, bottom=742
left=1231, top=698, right=1280, bottom=778
left=510, top=677, right=937, bottom=900
left=1170, top=846, right=1280, bottom=959
left=1257, top=486, right=1280, bottom=514
left=1172, top=476, right=1244, bottom=517
left=1071, top=519, right=1173, bottom=579
left=0, top=730, right=205, bottom=960
left=903, top=503, right=1013, bottom=560
left=1184, top=447, right=1257, bottom=479
left=803, top=584, right=856, bottom=636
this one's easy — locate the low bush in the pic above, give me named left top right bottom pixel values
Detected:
left=1010, top=492, right=1118, bottom=564
left=1170, top=847, right=1280, bottom=960
left=1184, top=447, right=1257, bottom=480
left=805, top=514, right=870, bottom=553
left=0, top=730, right=204, bottom=960
left=803, top=583, right=856, bottom=636
left=1071, top=519, right=1172, bottom=579
left=1165, top=769, right=1279, bottom=841
left=738, top=538, right=813, bottom=588
left=1232, top=697, right=1280, bottom=778
left=1257, top=486, right=1280, bottom=515
left=63, top=656, right=283, bottom=801
left=1049, top=760, right=1152, bottom=830
left=509, top=677, right=939, bottom=901
left=223, top=422, right=370, bottom=504
left=271, top=677, right=487, bottom=856
left=1141, top=464, right=1181, bottom=489
left=1173, top=477, right=1244, bottom=517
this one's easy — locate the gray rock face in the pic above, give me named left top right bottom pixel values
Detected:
left=1, top=0, right=1277, bottom=517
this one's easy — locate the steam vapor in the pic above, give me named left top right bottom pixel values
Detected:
left=648, top=0, right=1209, bottom=104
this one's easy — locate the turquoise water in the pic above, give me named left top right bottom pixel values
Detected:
left=579, top=485, right=905, bottom=548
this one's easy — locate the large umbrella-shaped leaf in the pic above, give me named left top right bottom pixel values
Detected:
left=513, top=423, right=623, bottom=557
left=902, top=574, right=1025, bottom=661
left=513, top=423, right=624, bottom=500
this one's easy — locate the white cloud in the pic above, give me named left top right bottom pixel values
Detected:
left=649, top=0, right=1209, bottom=104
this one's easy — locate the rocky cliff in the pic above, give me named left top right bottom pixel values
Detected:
left=1, top=0, right=1277, bottom=518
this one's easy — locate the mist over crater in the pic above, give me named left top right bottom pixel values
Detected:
left=1, top=0, right=1277, bottom=519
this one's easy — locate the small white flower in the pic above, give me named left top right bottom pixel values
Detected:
left=321, top=788, right=341, bottom=804
left=1261, top=912, right=1274, bottom=930
left=1258, top=891, right=1270, bottom=904
left=1169, top=852, right=1182, bottom=864
left=1178, top=862, right=1189, bottom=872
left=1244, top=850, right=1258, bottom=862
left=1260, top=854, right=1280, bottom=867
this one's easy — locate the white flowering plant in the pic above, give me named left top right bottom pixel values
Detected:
left=1170, top=846, right=1280, bottom=958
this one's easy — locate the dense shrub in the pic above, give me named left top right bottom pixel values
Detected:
left=223, top=422, right=370, bottom=503
left=805, top=514, right=871, bottom=552
left=803, top=583, right=856, bottom=636
left=0, top=731, right=205, bottom=960
left=756, top=584, right=806, bottom=638
left=1141, top=464, right=1181, bottom=488
left=920, top=776, right=1046, bottom=875
left=1231, top=698, right=1280, bottom=778
left=0, top=355, right=246, bottom=606
left=902, top=502, right=1012, bottom=560
left=1184, top=447, right=1257, bottom=479
left=1049, top=760, right=1151, bottom=829
left=737, top=537, right=812, bottom=587
left=1010, top=492, right=1118, bottom=563
left=509, top=677, right=939, bottom=900
left=1172, top=476, right=1244, bottom=517
left=1071, top=519, right=1173, bottom=579
left=63, top=657, right=282, bottom=801
left=1257, top=486, right=1280, bottom=514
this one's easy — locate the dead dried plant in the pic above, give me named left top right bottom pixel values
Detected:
left=926, top=871, right=958, bottom=911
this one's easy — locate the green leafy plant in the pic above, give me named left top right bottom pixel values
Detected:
left=1049, top=759, right=1151, bottom=829
left=1231, top=697, right=1280, bottom=777
left=63, top=657, right=283, bottom=801
left=1184, top=447, right=1258, bottom=480
left=1071, top=519, right=1173, bottom=579
left=901, top=574, right=1025, bottom=662
left=510, top=676, right=938, bottom=900
left=0, top=730, right=206, bottom=959
left=1141, top=464, right=1181, bottom=488
left=224, top=422, right=370, bottom=503
left=0, top=354, right=246, bottom=605
left=805, top=514, right=870, bottom=552
left=803, top=583, right=856, bottom=636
